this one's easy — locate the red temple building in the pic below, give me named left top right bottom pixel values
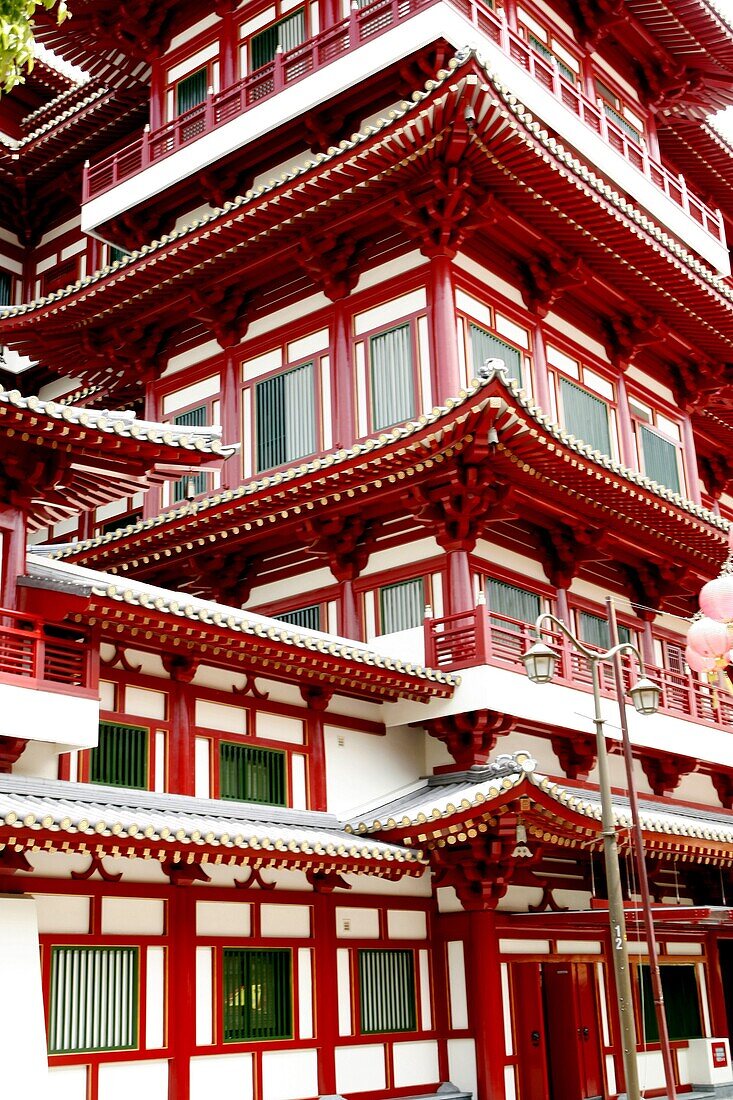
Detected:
left=0, top=1, right=733, bottom=1098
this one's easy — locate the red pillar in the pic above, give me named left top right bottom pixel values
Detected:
left=167, top=888, right=195, bottom=1100
left=338, top=579, right=361, bottom=640
left=531, top=321, right=552, bottom=414
left=615, top=370, right=637, bottom=469
left=168, top=680, right=195, bottom=796
left=555, top=586, right=570, bottom=624
left=331, top=296, right=354, bottom=449
left=313, top=893, right=339, bottom=1093
left=149, top=57, right=165, bottom=130
left=464, top=909, right=506, bottom=1100
left=706, top=933, right=729, bottom=1038
left=681, top=412, right=702, bottom=504
left=640, top=619, right=656, bottom=668
left=446, top=549, right=474, bottom=617
left=219, top=3, right=238, bottom=88
left=427, top=253, right=461, bottom=406
left=0, top=507, right=27, bottom=609
left=143, top=382, right=163, bottom=519
left=221, top=350, right=241, bottom=489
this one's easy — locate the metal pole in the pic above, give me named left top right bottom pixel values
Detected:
left=591, top=659, right=641, bottom=1100
left=607, top=596, right=677, bottom=1098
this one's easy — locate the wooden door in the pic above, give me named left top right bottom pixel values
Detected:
left=511, top=962, right=551, bottom=1100
left=574, top=962, right=604, bottom=1099
left=543, top=962, right=584, bottom=1100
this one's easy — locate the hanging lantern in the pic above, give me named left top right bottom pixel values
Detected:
left=686, top=616, right=731, bottom=659
left=699, top=571, right=733, bottom=624
left=685, top=645, right=718, bottom=674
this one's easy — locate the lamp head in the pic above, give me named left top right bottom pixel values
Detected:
left=629, top=676, right=661, bottom=716
left=522, top=640, right=558, bottom=684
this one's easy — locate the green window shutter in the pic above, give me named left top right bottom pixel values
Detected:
left=49, top=946, right=139, bottom=1054
left=176, top=68, right=208, bottom=115
left=370, top=324, right=415, bottom=430
left=528, top=33, right=576, bottom=83
left=223, top=948, right=292, bottom=1041
left=486, top=579, right=540, bottom=626
left=256, top=361, right=316, bottom=472
left=640, top=426, right=681, bottom=493
left=579, top=611, right=631, bottom=650
left=173, top=405, right=209, bottom=501
left=469, top=324, right=522, bottom=385
left=90, top=722, right=148, bottom=789
left=251, top=10, right=305, bottom=68
left=219, top=742, right=286, bottom=805
left=0, top=271, right=11, bottom=306
left=559, top=378, right=612, bottom=456
left=274, top=604, right=322, bottom=631
left=603, top=103, right=641, bottom=143
left=359, top=949, right=416, bottom=1034
left=380, top=578, right=424, bottom=634
left=109, top=246, right=128, bottom=264
left=638, top=965, right=702, bottom=1042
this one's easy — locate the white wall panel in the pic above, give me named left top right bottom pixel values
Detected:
left=194, top=736, right=211, bottom=798
left=392, top=1040, right=439, bottom=1087
left=291, top=754, right=307, bottom=810
left=34, top=894, right=89, bottom=934
left=298, top=948, right=314, bottom=1039
left=262, top=1049, right=319, bottom=1100
left=387, top=909, right=427, bottom=939
left=354, top=289, right=426, bottom=335
left=102, top=897, right=165, bottom=935
left=419, top=949, right=432, bottom=1031
left=190, top=1054, right=253, bottom=1100
left=447, top=1039, right=478, bottom=1097
left=195, top=700, right=246, bottom=734
left=162, top=375, right=220, bottom=415
left=337, top=948, right=352, bottom=1036
left=197, top=901, right=251, bottom=936
left=257, top=713, right=304, bottom=744
left=335, top=1045, right=386, bottom=1093
left=447, top=940, right=468, bottom=1030
left=98, top=1060, right=168, bottom=1100
left=47, top=1066, right=87, bottom=1100
left=289, top=328, right=329, bottom=361
left=125, top=686, right=166, bottom=720
left=195, top=947, right=214, bottom=1046
left=146, top=947, right=165, bottom=1049
left=0, top=897, right=49, bottom=1094
left=336, top=907, right=379, bottom=938
left=260, top=904, right=311, bottom=938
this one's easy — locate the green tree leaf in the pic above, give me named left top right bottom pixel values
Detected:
left=0, top=0, right=70, bottom=94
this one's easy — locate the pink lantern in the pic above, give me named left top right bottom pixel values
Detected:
left=685, top=645, right=717, bottom=674
left=686, top=616, right=730, bottom=659
left=699, top=573, right=733, bottom=624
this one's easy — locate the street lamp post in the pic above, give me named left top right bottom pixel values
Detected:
left=523, top=613, right=662, bottom=1100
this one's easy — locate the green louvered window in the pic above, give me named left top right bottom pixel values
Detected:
left=176, top=67, right=208, bottom=115
left=49, top=946, right=139, bottom=1054
left=469, top=324, right=522, bottom=385
left=256, top=362, right=316, bottom=472
left=359, top=949, right=416, bottom=1034
left=251, top=10, right=306, bottom=69
left=0, top=271, right=11, bottom=306
left=487, top=579, right=540, bottom=627
left=640, top=426, right=681, bottom=493
left=223, top=948, right=292, bottom=1041
left=638, top=965, right=702, bottom=1042
left=219, top=742, right=286, bottom=805
left=559, top=378, right=612, bottom=456
left=579, top=611, right=631, bottom=650
left=173, top=405, right=209, bottom=502
left=380, top=578, right=424, bottom=634
left=109, top=246, right=128, bottom=264
left=370, top=324, right=415, bottom=430
left=274, top=604, right=322, bottom=630
left=90, top=722, right=148, bottom=789
left=528, top=33, right=576, bottom=83
left=603, top=103, right=641, bottom=143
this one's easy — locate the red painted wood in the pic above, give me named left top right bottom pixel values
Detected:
left=307, top=710, right=327, bottom=811
left=331, top=296, right=354, bottom=449
left=531, top=321, right=552, bottom=414
left=543, top=961, right=586, bottom=1100
left=615, top=370, right=637, bottom=469
left=511, top=962, right=551, bottom=1100
left=168, top=890, right=195, bottom=1100
left=168, top=682, right=196, bottom=795
left=446, top=550, right=474, bottom=617
left=313, top=894, right=338, bottom=1094
left=338, top=578, right=362, bottom=640
left=428, top=254, right=460, bottom=405
left=221, top=350, right=241, bottom=488
left=464, top=910, right=507, bottom=1100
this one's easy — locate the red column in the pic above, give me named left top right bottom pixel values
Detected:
left=313, top=893, right=339, bottom=1093
left=615, top=370, right=637, bottom=469
left=168, top=680, right=195, bottom=795
left=428, top=253, right=461, bottom=406
left=706, top=933, right=728, bottom=1038
left=143, top=382, right=163, bottom=519
left=464, top=909, right=506, bottom=1100
left=556, top=586, right=571, bottom=624
left=681, top=412, right=702, bottom=504
left=338, top=579, right=361, bottom=640
left=0, top=507, right=27, bottom=609
left=221, top=351, right=241, bottom=489
left=446, top=549, right=473, bottom=617
left=640, top=619, right=655, bottom=667
left=167, top=888, right=196, bottom=1100
left=149, top=57, right=165, bottom=131
left=531, top=321, right=552, bottom=413
left=219, top=3, right=238, bottom=88
left=331, top=297, right=354, bottom=449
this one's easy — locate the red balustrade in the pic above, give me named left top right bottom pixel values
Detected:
left=425, top=607, right=733, bottom=730
left=0, top=610, right=95, bottom=696
left=81, top=0, right=724, bottom=245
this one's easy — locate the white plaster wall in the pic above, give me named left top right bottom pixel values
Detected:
left=325, top=722, right=424, bottom=816
left=47, top=1066, right=88, bottom=1100
left=447, top=1039, right=478, bottom=1098
left=261, top=1050, right=319, bottom=1100
left=190, top=1054, right=254, bottom=1100
left=98, top=1061, right=168, bottom=1100
left=13, top=740, right=61, bottom=779
left=0, top=683, right=99, bottom=749
left=335, top=1045, right=386, bottom=1093
left=0, top=896, right=49, bottom=1095
left=34, top=893, right=90, bottom=933
left=101, top=897, right=165, bottom=935
left=392, top=1040, right=440, bottom=1087
left=260, top=903, right=311, bottom=937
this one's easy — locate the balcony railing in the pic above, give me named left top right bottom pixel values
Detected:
left=425, top=607, right=733, bottom=730
left=81, top=0, right=725, bottom=245
left=0, top=610, right=96, bottom=696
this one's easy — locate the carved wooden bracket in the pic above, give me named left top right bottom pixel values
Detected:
left=528, top=886, right=569, bottom=913
left=621, top=561, right=689, bottom=622
left=297, top=514, right=372, bottom=582
left=698, top=452, right=732, bottom=502
left=0, top=737, right=27, bottom=772
left=163, top=859, right=212, bottom=887
left=191, top=285, right=254, bottom=349
left=431, top=818, right=543, bottom=909
left=161, top=653, right=199, bottom=684
left=424, top=709, right=514, bottom=768
left=0, top=848, right=33, bottom=874
left=550, top=732, right=597, bottom=781
left=234, top=866, right=277, bottom=890
left=710, top=770, right=733, bottom=810
left=639, top=751, right=696, bottom=796
left=537, top=522, right=604, bottom=589
left=300, top=685, right=334, bottom=712
left=232, top=675, right=269, bottom=701
left=306, top=869, right=353, bottom=893
left=517, top=252, right=585, bottom=319
left=294, top=235, right=361, bottom=301
left=71, top=853, right=123, bottom=883
left=405, top=466, right=512, bottom=553
left=192, top=551, right=258, bottom=606
left=602, top=311, right=667, bottom=368
left=100, top=645, right=142, bottom=674
left=393, top=165, right=499, bottom=259
left=572, top=0, right=627, bottom=51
